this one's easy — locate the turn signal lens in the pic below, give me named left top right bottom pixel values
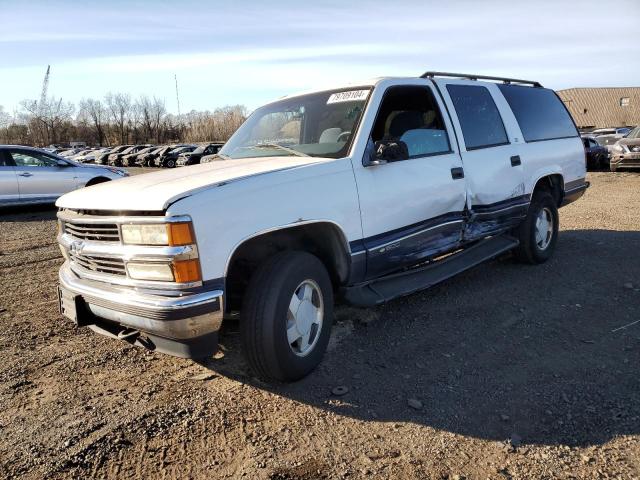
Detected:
left=172, top=259, right=202, bottom=283
left=167, top=222, right=195, bottom=246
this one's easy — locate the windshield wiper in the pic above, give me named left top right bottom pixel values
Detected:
left=252, top=143, right=309, bottom=157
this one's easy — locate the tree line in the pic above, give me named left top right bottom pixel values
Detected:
left=0, top=93, right=248, bottom=147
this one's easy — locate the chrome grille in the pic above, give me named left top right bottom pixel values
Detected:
left=63, top=222, right=120, bottom=242
left=69, top=252, right=127, bottom=276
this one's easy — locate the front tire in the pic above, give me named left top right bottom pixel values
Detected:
left=240, top=251, right=334, bottom=382
left=514, top=191, right=559, bottom=264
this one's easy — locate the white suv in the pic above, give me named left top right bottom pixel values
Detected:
left=56, top=72, right=588, bottom=381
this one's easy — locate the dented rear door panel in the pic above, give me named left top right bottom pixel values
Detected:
left=435, top=79, right=527, bottom=241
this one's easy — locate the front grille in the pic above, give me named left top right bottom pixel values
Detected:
left=69, top=253, right=127, bottom=276
left=63, top=222, right=120, bottom=242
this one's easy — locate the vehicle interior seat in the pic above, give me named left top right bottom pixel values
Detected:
left=319, top=127, right=342, bottom=143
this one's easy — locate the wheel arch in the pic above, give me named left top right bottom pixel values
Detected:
left=85, top=176, right=111, bottom=187
left=224, top=220, right=352, bottom=312
left=531, top=172, right=564, bottom=207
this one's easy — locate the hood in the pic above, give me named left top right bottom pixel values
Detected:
left=618, top=138, right=640, bottom=147
left=56, top=156, right=324, bottom=211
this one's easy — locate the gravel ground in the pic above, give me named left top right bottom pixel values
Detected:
left=0, top=171, right=639, bottom=479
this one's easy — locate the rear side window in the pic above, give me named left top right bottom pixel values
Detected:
left=498, top=85, right=578, bottom=142
left=446, top=85, right=509, bottom=150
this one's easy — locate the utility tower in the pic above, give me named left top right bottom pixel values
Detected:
left=39, top=65, right=50, bottom=117
left=175, top=73, right=181, bottom=119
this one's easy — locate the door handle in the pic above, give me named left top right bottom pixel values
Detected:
left=450, top=167, right=464, bottom=179
left=18, top=172, right=33, bottom=177
left=510, top=155, right=521, bottom=166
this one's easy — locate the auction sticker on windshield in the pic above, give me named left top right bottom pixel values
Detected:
left=327, top=90, right=370, bottom=104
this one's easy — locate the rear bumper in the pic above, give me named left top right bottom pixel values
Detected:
left=59, top=262, right=224, bottom=358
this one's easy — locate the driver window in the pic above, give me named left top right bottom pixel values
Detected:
left=10, top=151, right=59, bottom=167
left=371, top=86, right=451, bottom=158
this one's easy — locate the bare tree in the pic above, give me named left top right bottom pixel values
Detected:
left=136, top=95, right=167, bottom=143
left=105, top=92, right=132, bottom=144
left=19, top=96, right=74, bottom=145
left=0, top=105, right=11, bottom=130
left=182, top=105, right=247, bottom=143
left=78, top=98, right=107, bottom=146
left=2, top=95, right=246, bottom=147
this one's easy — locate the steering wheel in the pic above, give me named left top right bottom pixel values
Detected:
left=336, top=131, right=352, bottom=142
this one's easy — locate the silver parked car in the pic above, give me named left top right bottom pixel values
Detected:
left=0, top=145, right=128, bottom=207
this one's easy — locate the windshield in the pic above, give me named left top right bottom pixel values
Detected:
left=625, top=127, right=640, bottom=139
left=220, top=88, right=371, bottom=160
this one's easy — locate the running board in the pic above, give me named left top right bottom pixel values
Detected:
left=343, top=235, right=519, bottom=307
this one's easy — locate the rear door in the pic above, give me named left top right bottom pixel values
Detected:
left=352, top=81, right=467, bottom=279
left=9, top=149, right=79, bottom=202
left=0, top=149, right=20, bottom=205
left=436, top=80, right=527, bottom=240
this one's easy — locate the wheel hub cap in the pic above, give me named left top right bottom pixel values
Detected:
left=287, top=280, right=324, bottom=357
left=535, top=207, right=553, bottom=250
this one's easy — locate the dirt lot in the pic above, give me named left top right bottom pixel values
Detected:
left=1, top=172, right=639, bottom=479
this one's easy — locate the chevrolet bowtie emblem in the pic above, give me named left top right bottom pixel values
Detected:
left=70, top=240, right=84, bottom=254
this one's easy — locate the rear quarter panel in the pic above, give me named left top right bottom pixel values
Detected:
left=523, top=136, right=586, bottom=194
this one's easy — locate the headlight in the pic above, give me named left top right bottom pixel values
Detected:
left=121, top=224, right=169, bottom=245
left=611, top=145, right=625, bottom=153
left=121, top=222, right=195, bottom=246
left=121, top=221, right=201, bottom=283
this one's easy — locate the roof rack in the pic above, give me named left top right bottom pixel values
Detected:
left=421, top=71, right=542, bottom=88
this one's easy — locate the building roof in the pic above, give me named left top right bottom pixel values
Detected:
left=557, top=87, right=640, bottom=129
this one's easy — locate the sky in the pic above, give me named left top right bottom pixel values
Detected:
left=1, top=0, right=639, bottom=115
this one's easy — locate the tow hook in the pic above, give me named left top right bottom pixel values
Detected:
left=117, top=328, right=140, bottom=343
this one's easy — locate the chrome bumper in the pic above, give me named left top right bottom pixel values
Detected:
left=59, top=262, right=223, bottom=341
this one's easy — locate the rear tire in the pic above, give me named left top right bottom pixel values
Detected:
left=166, top=159, right=176, bottom=168
left=240, top=251, right=334, bottom=382
left=514, top=191, right=559, bottom=264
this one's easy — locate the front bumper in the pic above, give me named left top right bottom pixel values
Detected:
left=59, top=262, right=224, bottom=358
left=611, top=152, right=640, bottom=169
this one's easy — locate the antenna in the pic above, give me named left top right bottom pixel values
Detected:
left=39, top=65, right=50, bottom=117
left=174, top=73, right=181, bottom=119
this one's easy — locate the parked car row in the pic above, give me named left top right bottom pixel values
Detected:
left=44, top=142, right=226, bottom=168
left=580, top=126, right=638, bottom=171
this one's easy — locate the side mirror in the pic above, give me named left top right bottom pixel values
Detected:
left=363, top=139, right=409, bottom=166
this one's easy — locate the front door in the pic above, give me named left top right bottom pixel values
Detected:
left=9, top=149, right=79, bottom=202
left=352, top=83, right=467, bottom=279
left=436, top=80, right=526, bottom=240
